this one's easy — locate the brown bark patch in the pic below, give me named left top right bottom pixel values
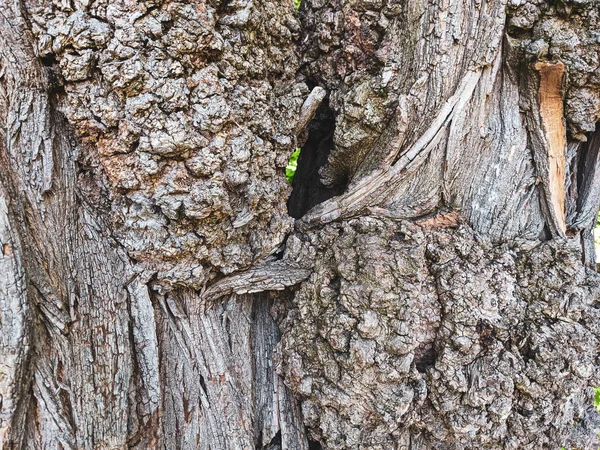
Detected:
left=417, top=211, right=460, bottom=230
left=535, top=60, right=567, bottom=233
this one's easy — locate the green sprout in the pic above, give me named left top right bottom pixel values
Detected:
left=286, top=147, right=301, bottom=183
left=294, top=0, right=301, bottom=8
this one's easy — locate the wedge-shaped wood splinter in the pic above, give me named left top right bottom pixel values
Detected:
left=534, top=60, right=567, bottom=234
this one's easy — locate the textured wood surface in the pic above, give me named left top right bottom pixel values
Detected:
left=1, top=0, right=600, bottom=448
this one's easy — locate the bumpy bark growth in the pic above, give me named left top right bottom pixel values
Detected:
left=277, top=215, right=600, bottom=449
left=1, top=0, right=600, bottom=449
left=1, top=0, right=308, bottom=448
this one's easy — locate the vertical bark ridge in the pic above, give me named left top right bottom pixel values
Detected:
left=443, top=44, right=545, bottom=241
left=0, top=188, right=31, bottom=447
left=0, top=3, right=157, bottom=448
left=155, top=290, right=308, bottom=450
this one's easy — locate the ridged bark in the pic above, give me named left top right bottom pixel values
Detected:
left=1, top=0, right=600, bottom=449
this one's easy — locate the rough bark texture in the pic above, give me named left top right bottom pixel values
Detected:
left=23, top=0, right=305, bottom=289
left=277, top=215, right=600, bottom=449
left=1, top=0, right=600, bottom=449
left=1, top=0, right=307, bottom=448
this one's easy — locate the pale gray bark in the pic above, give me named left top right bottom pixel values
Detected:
left=1, top=0, right=600, bottom=449
left=0, top=187, right=30, bottom=446
left=1, top=0, right=307, bottom=448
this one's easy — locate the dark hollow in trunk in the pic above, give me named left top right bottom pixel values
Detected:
left=288, top=100, right=346, bottom=219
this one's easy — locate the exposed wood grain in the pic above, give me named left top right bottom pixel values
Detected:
left=156, top=290, right=308, bottom=450
left=535, top=61, right=567, bottom=233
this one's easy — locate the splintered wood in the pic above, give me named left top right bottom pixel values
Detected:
left=535, top=61, right=567, bottom=233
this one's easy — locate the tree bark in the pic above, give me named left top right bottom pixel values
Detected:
left=1, top=0, right=600, bottom=449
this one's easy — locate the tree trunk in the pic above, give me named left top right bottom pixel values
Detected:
left=1, top=0, right=600, bottom=449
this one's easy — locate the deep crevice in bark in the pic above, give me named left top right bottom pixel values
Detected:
left=287, top=100, right=346, bottom=219
left=414, top=344, right=437, bottom=374
left=308, top=439, right=324, bottom=450
left=567, top=123, right=600, bottom=266
left=575, top=123, right=600, bottom=217
left=39, top=54, right=58, bottom=67
left=199, top=375, right=209, bottom=405
left=260, top=430, right=281, bottom=449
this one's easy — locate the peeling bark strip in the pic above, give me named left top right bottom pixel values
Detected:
left=535, top=61, right=567, bottom=233
left=200, top=261, right=311, bottom=308
left=299, top=69, right=483, bottom=229
left=295, top=87, right=327, bottom=135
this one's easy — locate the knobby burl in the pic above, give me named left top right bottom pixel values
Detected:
left=26, top=0, right=306, bottom=290
left=276, top=215, right=600, bottom=450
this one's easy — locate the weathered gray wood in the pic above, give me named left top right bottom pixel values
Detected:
left=2, top=0, right=600, bottom=448
left=295, top=87, right=327, bottom=135
left=567, top=126, right=600, bottom=265
left=1, top=5, right=135, bottom=447
left=155, top=290, right=308, bottom=450
left=0, top=188, right=30, bottom=447
left=0, top=0, right=309, bottom=448
left=202, top=261, right=311, bottom=306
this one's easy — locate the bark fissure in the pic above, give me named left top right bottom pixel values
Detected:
left=2, top=0, right=600, bottom=448
left=570, top=123, right=600, bottom=265
left=288, top=98, right=345, bottom=219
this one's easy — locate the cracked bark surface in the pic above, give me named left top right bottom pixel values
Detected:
left=1, top=0, right=600, bottom=449
left=277, top=216, right=600, bottom=449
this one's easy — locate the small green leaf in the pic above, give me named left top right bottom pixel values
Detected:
left=286, top=148, right=301, bottom=183
left=294, top=0, right=301, bottom=9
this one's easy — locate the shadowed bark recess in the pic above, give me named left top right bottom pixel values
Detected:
left=2, top=0, right=600, bottom=449
left=288, top=99, right=347, bottom=219
left=568, top=123, right=600, bottom=266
